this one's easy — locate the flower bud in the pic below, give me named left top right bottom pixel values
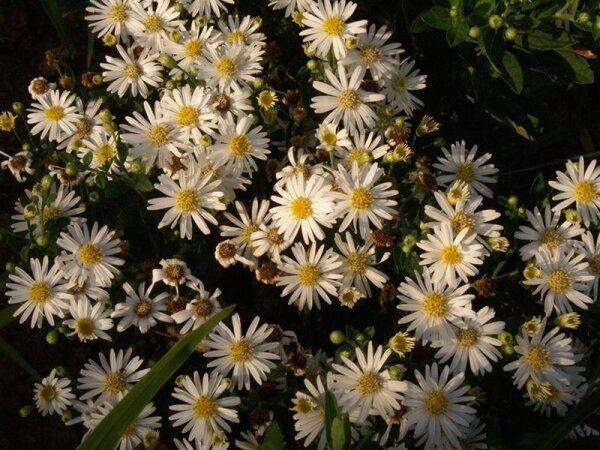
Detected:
left=102, top=33, right=117, bottom=46
left=468, top=26, right=481, bottom=39
left=19, top=405, right=33, bottom=418
left=555, top=312, right=581, bottom=329
left=99, top=109, right=113, bottom=125
left=41, top=175, right=53, bottom=191
left=159, top=54, right=177, bottom=69
left=488, top=15, right=504, bottom=29
left=5, top=262, right=16, bottom=274
left=65, top=162, right=78, bottom=176
left=92, top=74, right=103, bottom=85
left=329, top=330, right=344, bottom=345
left=497, top=331, right=513, bottom=346
left=12, top=102, right=24, bottom=115
left=23, top=203, right=39, bottom=220
left=36, top=234, right=49, bottom=248
left=306, top=59, right=318, bottom=71
left=504, top=27, right=517, bottom=41
left=46, top=329, right=59, bottom=345
left=253, top=77, right=265, bottom=90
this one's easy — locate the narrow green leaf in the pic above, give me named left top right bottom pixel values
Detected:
left=0, top=337, right=42, bottom=381
left=324, top=391, right=339, bottom=449
left=87, top=28, right=95, bottom=70
left=499, top=51, right=523, bottom=93
left=0, top=304, right=19, bottom=330
left=39, top=0, right=75, bottom=56
left=82, top=151, right=93, bottom=168
left=78, top=305, right=235, bottom=450
left=262, top=421, right=284, bottom=450
left=331, top=416, right=346, bottom=450
left=553, top=50, right=594, bottom=84
left=420, top=6, right=453, bottom=31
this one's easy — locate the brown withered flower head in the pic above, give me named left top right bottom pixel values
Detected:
left=473, top=276, right=496, bottom=298
left=371, top=229, right=394, bottom=248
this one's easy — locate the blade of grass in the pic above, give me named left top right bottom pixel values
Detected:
left=39, top=0, right=75, bottom=56
left=77, top=304, right=235, bottom=450
left=0, top=337, right=42, bottom=381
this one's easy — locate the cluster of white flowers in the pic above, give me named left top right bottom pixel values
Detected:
left=1, top=0, right=599, bottom=449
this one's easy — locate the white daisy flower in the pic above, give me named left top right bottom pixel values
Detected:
left=204, top=313, right=280, bottom=390
left=334, top=232, right=389, bottom=296
left=332, top=161, right=398, bottom=239
left=80, top=129, right=120, bottom=172
left=78, top=348, right=149, bottom=402
left=218, top=15, right=265, bottom=47
left=270, top=173, right=336, bottom=244
left=549, top=156, right=600, bottom=226
left=315, top=121, right=352, bottom=153
left=433, top=306, right=505, bottom=376
left=417, top=222, right=485, bottom=286
left=504, top=319, right=576, bottom=389
left=524, top=379, right=579, bottom=417
left=185, top=0, right=234, bottom=17
left=6, top=256, right=69, bottom=328
left=274, top=148, right=323, bottom=190
left=524, top=247, right=594, bottom=316
left=164, top=23, right=218, bottom=73
left=56, top=221, right=124, bottom=287
left=147, top=168, right=225, bottom=239
left=161, top=85, right=215, bottom=142
left=579, top=230, right=600, bottom=300
left=171, top=279, right=222, bottom=334
left=404, top=363, right=476, bottom=450
left=433, top=140, right=499, bottom=198
left=209, top=113, right=270, bottom=176
left=112, top=281, right=172, bottom=334
left=250, top=221, right=290, bottom=264
left=85, top=0, right=137, bottom=42
left=397, top=267, right=474, bottom=344
left=170, top=371, right=240, bottom=445
left=129, top=0, right=183, bottom=52
left=64, top=280, right=109, bottom=304
left=208, top=85, right=254, bottom=119
left=64, top=297, right=114, bottom=341
left=300, top=0, right=367, bottom=60
left=27, top=76, right=56, bottom=100
left=100, top=45, right=162, bottom=99
left=311, top=65, right=384, bottom=133
left=27, top=89, right=81, bottom=142
left=292, top=374, right=330, bottom=450
left=89, top=401, right=162, bottom=450
left=33, top=369, right=76, bottom=416
left=515, top=204, right=584, bottom=261
left=58, top=97, right=104, bottom=152
left=220, top=199, right=270, bottom=257
left=381, top=57, right=427, bottom=115
left=340, top=24, right=403, bottom=80
left=277, top=242, right=343, bottom=311
left=197, top=43, right=262, bottom=92
left=214, top=239, right=255, bottom=269
left=331, top=341, right=407, bottom=423
left=269, top=0, right=313, bottom=17
left=152, top=258, right=196, bottom=291
left=335, top=130, right=389, bottom=168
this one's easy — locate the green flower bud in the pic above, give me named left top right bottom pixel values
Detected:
left=36, top=234, right=49, bottom=248
left=497, top=331, right=514, bottom=345
left=46, top=329, right=59, bottom=345
left=501, top=343, right=514, bottom=355
left=102, top=33, right=117, bottom=47
left=468, top=26, right=481, bottom=39
left=5, top=261, right=16, bottom=274
left=92, top=74, right=103, bottom=85
left=329, top=330, right=345, bottom=345
left=61, top=410, right=72, bottom=423
left=169, top=30, right=183, bottom=42
left=174, top=2, right=185, bottom=13
left=507, top=195, right=519, bottom=207
left=354, top=333, right=366, bottom=345
left=488, top=15, right=504, bottom=29
left=165, top=80, right=176, bottom=90
left=504, top=27, right=517, bottom=41
left=89, top=191, right=100, bottom=203
left=158, top=53, right=177, bottom=69
left=23, top=203, right=39, bottom=220
left=253, top=77, right=265, bottom=90
left=41, top=175, right=53, bottom=191
left=21, top=143, right=32, bottom=152
left=65, top=162, right=78, bottom=177
left=12, top=102, right=24, bottom=115
left=19, top=405, right=33, bottom=418
left=577, top=12, right=590, bottom=24
left=99, top=109, right=112, bottom=125
left=55, top=366, right=67, bottom=377
left=388, top=364, right=406, bottom=380
left=338, top=348, right=352, bottom=359
left=449, top=6, right=458, bottom=18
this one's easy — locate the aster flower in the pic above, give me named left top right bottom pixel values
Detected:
left=433, top=140, right=498, bottom=198
left=171, top=279, right=222, bottom=334
left=311, top=65, right=384, bottom=133
left=403, top=363, right=476, bottom=450
left=220, top=199, right=270, bottom=257
left=27, top=89, right=81, bottom=142
left=332, top=162, right=398, bottom=239
left=64, top=298, right=114, bottom=341
left=78, top=348, right=150, bottom=402
left=58, top=97, right=104, bottom=152
left=292, top=374, right=332, bottom=450
left=56, top=221, right=124, bottom=287
left=218, top=15, right=265, bottom=47
left=6, top=256, right=70, bottom=328
left=0, top=150, right=35, bottom=182
left=79, top=129, right=120, bottom=172
left=197, top=43, right=262, bottom=92
left=250, top=221, right=290, bottom=264
left=164, top=23, right=218, bottom=72
left=185, top=0, right=234, bottom=17
left=34, top=369, right=76, bottom=416
left=161, top=85, right=215, bottom=142
left=524, top=247, right=594, bottom=316
left=315, top=121, right=352, bottom=153
left=129, top=0, right=183, bottom=52
left=112, top=281, right=172, bottom=334
left=300, top=0, right=368, bottom=59
left=549, top=156, right=600, bottom=226
left=204, top=313, right=280, bottom=390
left=381, top=57, right=427, bottom=115
left=85, top=0, right=137, bottom=42
left=277, top=242, right=343, bottom=311
left=331, top=342, right=407, bottom=423
left=335, top=130, right=389, bottom=168
left=269, top=0, right=313, bottom=17
left=152, top=258, right=195, bottom=291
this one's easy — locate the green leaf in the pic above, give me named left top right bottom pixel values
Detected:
left=499, top=51, right=524, bottom=93
left=87, top=28, right=95, bottom=70
left=132, top=174, right=154, bottom=192
left=82, top=151, right=93, bottom=168
left=520, top=30, right=572, bottom=50
left=472, top=0, right=497, bottom=16
left=553, top=50, right=594, bottom=84
left=78, top=305, right=235, bottom=450
left=420, top=6, right=453, bottom=31
left=0, top=304, right=19, bottom=330
left=39, top=0, right=75, bottom=56
left=508, top=14, right=541, bottom=30
left=446, top=17, right=469, bottom=47
left=262, top=421, right=284, bottom=450
left=331, top=416, right=347, bottom=450
left=554, top=0, right=580, bottom=21
left=0, top=337, right=42, bottom=381
left=324, top=391, right=339, bottom=449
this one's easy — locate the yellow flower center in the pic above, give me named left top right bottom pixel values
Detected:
left=76, top=318, right=96, bottom=338
left=122, top=423, right=137, bottom=438
left=349, top=188, right=373, bottom=210
left=546, top=269, right=572, bottom=294
left=195, top=297, right=214, bottom=317
left=108, top=4, right=129, bottom=22
left=175, top=189, right=200, bottom=213
left=230, top=337, right=254, bottom=363
left=183, top=39, right=204, bottom=58
left=123, top=63, right=140, bottom=79
left=147, top=124, right=169, bottom=146
left=193, top=395, right=217, bottom=418
left=44, top=105, right=64, bottom=122
left=539, top=229, right=562, bottom=250
left=422, top=292, right=447, bottom=318
left=135, top=300, right=153, bottom=317
left=229, top=134, right=251, bottom=156
left=298, top=264, right=321, bottom=286
left=456, top=163, right=475, bottom=183
left=258, top=91, right=277, bottom=109
left=347, top=148, right=368, bottom=165
left=321, top=130, right=338, bottom=147
left=322, top=15, right=345, bottom=36
left=450, top=212, right=475, bottom=234
left=290, top=197, right=313, bottom=219
left=588, top=254, right=600, bottom=275
left=144, top=14, right=162, bottom=33
left=440, top=245, right=462, bottom=265
left=227, top=30, right=248, bottom=43
left=456, top=327, right=479, bottom=347
left=525, top=345, right=551, bottom=371
left=347, top=252, right=368, bottom=273
left=176, top=106, right=198, bottom=126
left=78, top=243, right=103, bottom=266
left=356, top=371, right=383, bottom=395
left=338, top=89, right=360, bottom=110
left=360, top=46, right=381, bottom=64
left=215, top=57, right=237, bottom=77
left=389, top=332, right=414, bottom=356
left=574, top=180, right=597, bottom=203
left=39, top=385, right=57, bottom=402
left=294, top=397, right=314, bottom=414
left=241, top=223, right=259, bottom=244
left=42, top=206, right=59, bottom=221
left=94, top=144, right=116, bottom=166
left=391, top=74, right=406, bottom=93
left=424, top=389, right=449, bottom=416
left=164, top=264, right=183, bottom=282
left=103, top=371, right=127, bottom=395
